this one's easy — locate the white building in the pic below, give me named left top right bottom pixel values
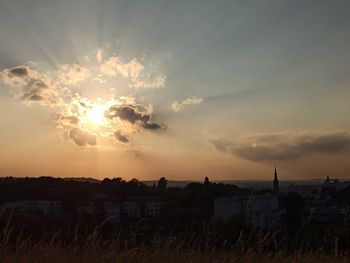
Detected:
left=247, top=193, right=279, bottom=229
left=214, top=193, right=280, bottom=229
left=1, top=200, right=61, bottom=215
left=145, top=201, right=165, bottom=218
left=122, top=198, right=167, bottom=219
left=122, top=201, right=142, bottom=218
left=309, top=206, right=347, bottom=223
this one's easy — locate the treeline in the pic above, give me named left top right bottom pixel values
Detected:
left=0, top=176, right=250, bottom=200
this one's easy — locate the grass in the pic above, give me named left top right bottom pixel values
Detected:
left=1, top=241, right=348, bottom=263
left=0, top=231, right=349, bottom=262
left=0, top=217, right=349, bottom=262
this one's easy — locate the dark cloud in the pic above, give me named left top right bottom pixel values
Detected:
left=1, top=66, right=30, bottom=84
left=114, top=130, right=129, bottom=144
left=8, top=66, right=29, bottom=78
left=69, top=128, right=97, bottom=146
left=106, top=105, right=149, bottom=124
left=1, top=65, right=56, bottom=105
left=209, top=132, right=350, bottom=161
left=142, top=122, right=163, bottom=130
left=105, top=104, right=163, bottom=130
left=21, top=79, right=50, bottom=102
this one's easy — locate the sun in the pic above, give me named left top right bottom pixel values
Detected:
left=85, top=104, right=106, bottom=126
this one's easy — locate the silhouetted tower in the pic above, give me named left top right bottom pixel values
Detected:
left=273, top=164, right=279, bottom=194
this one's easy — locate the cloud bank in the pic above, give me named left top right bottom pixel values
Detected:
left=209, top=132, right=350, bottom=161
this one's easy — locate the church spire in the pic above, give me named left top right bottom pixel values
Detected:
left=273, top=164, right=279, bottom=194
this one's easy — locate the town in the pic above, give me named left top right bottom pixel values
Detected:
left=0, top=167, right=349, bottom=234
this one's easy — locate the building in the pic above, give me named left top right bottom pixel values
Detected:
left=122, top=200, right=142, bottom=219
left=309, top=206, right=347, bottom=223
left=1, top=200, right=62, bottom=216
left=214, top=193, right=280, bottom=229
left=122, top=198, right=168, bottom=219
left=322, top=176, right=350, bottom=190
left=145, top=201, right=165, bottom=218
left=214, top=196, right=250, bottom=222
left=247, top=193, right=279, bottom=229
left=215, top=166, right=281, bottom=229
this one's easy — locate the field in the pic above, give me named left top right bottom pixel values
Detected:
left=0, top=224, right=348, bottom=263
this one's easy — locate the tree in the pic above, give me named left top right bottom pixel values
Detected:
left=158, top=177, right=168, bottom=190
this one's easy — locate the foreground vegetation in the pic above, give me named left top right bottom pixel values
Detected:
left=0, top=222, right=349, bottom=263
left=0, top=238, right=348, bottom=262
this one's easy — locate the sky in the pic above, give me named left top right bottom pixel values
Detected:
left=1, top=0, right=350, bottom=181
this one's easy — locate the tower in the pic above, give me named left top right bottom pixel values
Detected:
left=273, top=164, right=279, bottom=194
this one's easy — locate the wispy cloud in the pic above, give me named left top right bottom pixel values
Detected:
left=58, top=64, right=90, bottom=85
left=69, top=128, right=97, bottom=146
left=99, top=56, right=166, bottom=89
left=114, top=130, right=129, bottom=144
left=96, top=49, right=103, bottom=63
left=172, top=97, right=204, bottom=112
left=209, top=131, right=350, bottom=161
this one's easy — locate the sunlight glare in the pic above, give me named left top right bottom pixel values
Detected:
left=86, top=104, right=106, bottom=126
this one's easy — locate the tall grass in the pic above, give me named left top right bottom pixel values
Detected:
left=0, top=218, right=349, bottom=262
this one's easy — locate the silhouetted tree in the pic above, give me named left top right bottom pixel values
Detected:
left=158, top=177, right=168, bottom=190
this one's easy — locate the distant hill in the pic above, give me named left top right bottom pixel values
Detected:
left=63, top=177, right=101, bottom=184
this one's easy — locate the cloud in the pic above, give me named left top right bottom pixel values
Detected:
left=106, top=105, right=150, bottom=124
left=142, top=122, right=162, bottom=130
left=1, top=65, right=32, bottom=86
left=105, top=104, right=163, bottom=131
left=69, top=128, right=97, bottom=146
left=96, top=49, right=103, bottom=63
left=55, top=114, right=80, bottom=128
left=1, top=53, right=167, bottom=147
left=114, top=130, right=129, bottom=144
left=58, top=64, right=90, bottom=85
left=1, top=65, right=57, bottom=105
left=21, top=79, right=50, bottom=101
left=172, top=97, right=204, bottom=112
left=100, top=56, right=165, bottom=89
left=209, top=131, right=350, bottom=161
left=7, top=66, right=29, bottom=78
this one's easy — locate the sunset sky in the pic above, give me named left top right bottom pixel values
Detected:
left=1, top=0, right=350, bottom=181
